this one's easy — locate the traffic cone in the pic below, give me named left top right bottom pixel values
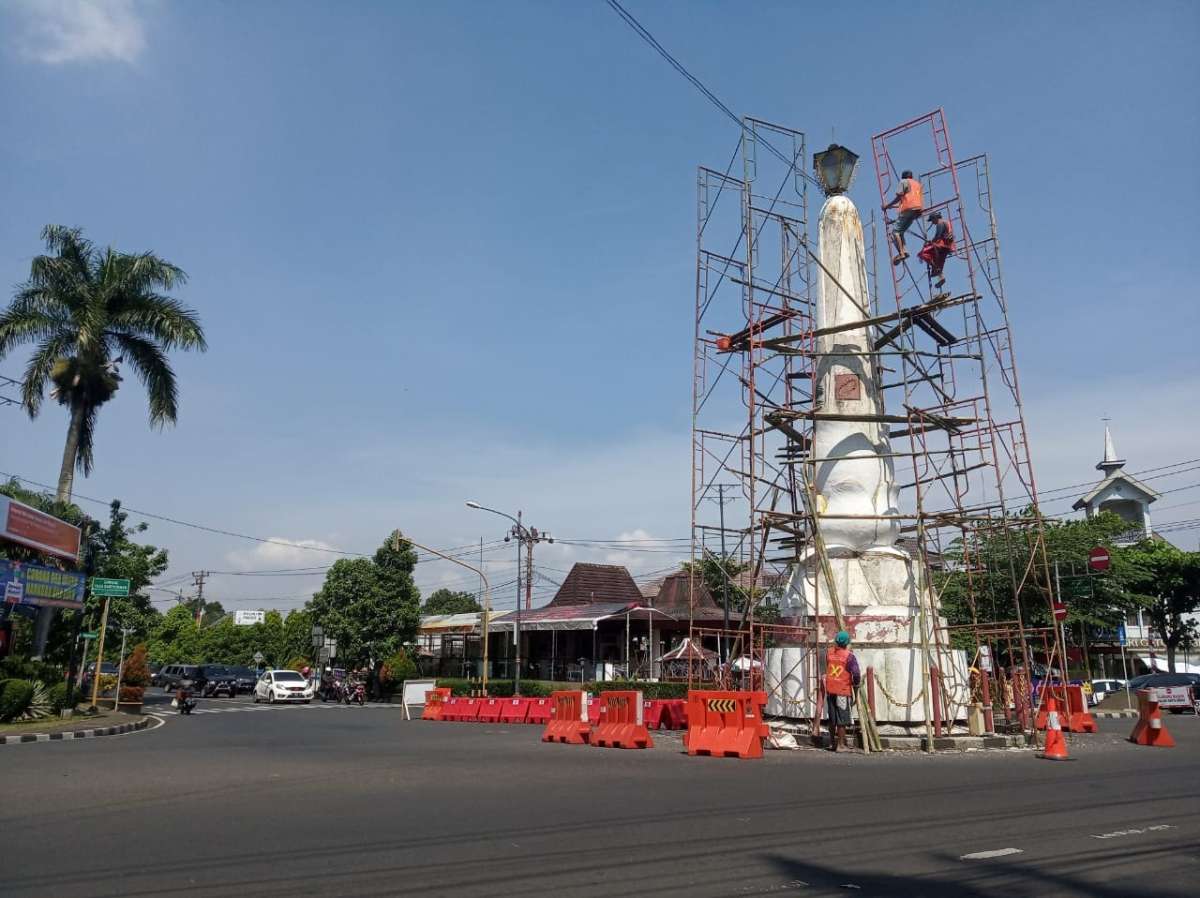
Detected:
left=1040, top=697, right=1069, bottom=761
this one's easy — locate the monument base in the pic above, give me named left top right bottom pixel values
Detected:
left=766, top=550, right=970, bottom=725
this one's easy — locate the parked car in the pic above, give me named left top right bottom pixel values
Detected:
left=197, top=664, right=239, bottom=697
left=81, top=661, right=119, bottom=694
left=228, top=666, right=259, bottom=695
left=253, top=669, right=313, bottom=704
left=159, top=664, right=200, bottom=692
left=1088, top=678, right=1127, bottom=705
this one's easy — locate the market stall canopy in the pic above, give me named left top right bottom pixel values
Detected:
left=488, top=602, right=673, bottom=632
left=417, top=612, right=483, bottom=635
left=660, top=637, right=717, bottom=663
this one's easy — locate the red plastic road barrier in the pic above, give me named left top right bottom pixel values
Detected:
left=593, top=691, right=653, bottom=749
left=643, top=699, right=665, bottom=730
left=685, top=690, right=768, bottom=759
left=440, top=697, right=466, bottom=721
left=1129, top=689, right=1175, bottom=748
left=421, top=687, right=453, bottom=721
left=526, top=697, right=553, bottom=725
left=586, top=696, right=602, bottom=724
left=477, top=697, right=505, bottom=722
left=455, top=697, right=482, bottom=722
left=1035, top=686, right=1068, bottom=730
left=661, top=699, right=688, bottom=730
left=644, top=699, right=687, bottom=730
left=499, top=697, right=531, bottom=724
left=542, top=690, right=591, bottom=744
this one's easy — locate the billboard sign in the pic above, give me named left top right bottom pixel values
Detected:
left=235, top=610, right=266, bottom=626
left=1153, top=686, right=1194, bottom=709
left=0, top=495, right=82, bottom=561
left=0, top=559, right=86, bottom=610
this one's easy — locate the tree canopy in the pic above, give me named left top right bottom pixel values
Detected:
left=422, top=588, right=481, bottom=615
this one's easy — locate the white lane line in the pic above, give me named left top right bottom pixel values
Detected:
left=1092, top=824, right=1175, bottom=840
left=960, top=848, right=1024, bottom=861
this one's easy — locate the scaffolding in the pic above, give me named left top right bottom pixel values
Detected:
left=690, top=110, right=1063, bottom=742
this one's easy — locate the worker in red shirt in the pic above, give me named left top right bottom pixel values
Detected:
left=824, top=630, right=861, bottom=752
left=917, top=211, right=955, bottom=292
left=883, top=170, right=924, bottom=265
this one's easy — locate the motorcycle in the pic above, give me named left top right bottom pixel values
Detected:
left=345, top=680, right=366, bottom=706
left=175, top=681, right=197, bottom=715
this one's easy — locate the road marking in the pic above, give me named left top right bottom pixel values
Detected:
left=960, top=848, right=1024, bottom=860
left=1092, top=824, right=1174, bottom=840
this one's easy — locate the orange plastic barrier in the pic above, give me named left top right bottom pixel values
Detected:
left=585, top=696, right=602, bottom=724
left=421, top=687, right=453, bottom=721
left=477, top=697, right=505, bottom=722
left=499, top=697, right=531, bottom=724
left=1129, top=689, right=1175, bottom=748
left=1040, top=696, right=1069, bottom=761
left=1034, top=685, right=1066, bottom=730
left=526, top=697, right=554, bottom=725
left=593, top=691, right=653, bottom=749
left=684, top=690, right=768, bottom=759
left=542, top=690, right=591, bottom=744
left=643, top=699, right=665, bottom=730
left=1065, top=685, right=1097, bottom=733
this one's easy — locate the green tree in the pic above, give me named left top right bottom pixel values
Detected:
left=307, top=531, right=420, bottom=667
left=0, top=225, right=206, bottom=502
left=422, top=588, right=481, bottom=615
left=282, top=609, right=315, bottom=664
left=147, top=605, right=203, bottom=664
left=1119, top=540, right=1200, bottom=672
left=681, top=555, right=748, bottom=612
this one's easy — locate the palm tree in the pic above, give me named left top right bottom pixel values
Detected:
left=0, top=225, right=207, bottom=501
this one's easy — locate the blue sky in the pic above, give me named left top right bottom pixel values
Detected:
left=1, top=1, right=1197, bottom=611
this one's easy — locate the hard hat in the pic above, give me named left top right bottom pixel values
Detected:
left=835, top=631, right=851, bottom=647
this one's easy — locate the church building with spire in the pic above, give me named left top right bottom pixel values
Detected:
left=1072, top=424, right=1159, bottom=543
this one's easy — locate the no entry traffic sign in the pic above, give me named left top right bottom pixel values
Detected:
left=1088, top=547, right=1111, bottom=572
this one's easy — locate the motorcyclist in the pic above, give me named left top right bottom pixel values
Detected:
left=175, top=678, right=197, bottom=715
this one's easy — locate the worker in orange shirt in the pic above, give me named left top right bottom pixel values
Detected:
left=917, top=210, right=955, bottom=292
left=825, top=630, right=861, bottom=752
left=883, top=170, right=924, bottom=265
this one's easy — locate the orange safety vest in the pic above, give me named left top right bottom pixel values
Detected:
left=898, top=178, right=923, bottom=212
left=825, top=647, right=853, bottom=696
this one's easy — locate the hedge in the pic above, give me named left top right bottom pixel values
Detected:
left=434, top=679, right=689, bottom=700
left=0, top=679, right=35, bottom=722
left=47, top=682, right=75, bottom=714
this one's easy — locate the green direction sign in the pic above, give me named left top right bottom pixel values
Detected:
left=91, top=577, right=130, bottom=597
left=80, top=631, right=99, bottom=639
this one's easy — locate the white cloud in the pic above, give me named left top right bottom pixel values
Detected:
left=224, top=537, right=345, bottom=571
left=10, top=0, right=147, bottom=65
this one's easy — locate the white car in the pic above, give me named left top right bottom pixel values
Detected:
left=254, top=669, right=314, bottom=704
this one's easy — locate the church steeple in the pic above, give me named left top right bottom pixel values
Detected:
left=1096, top=422, right=1125, bottom=475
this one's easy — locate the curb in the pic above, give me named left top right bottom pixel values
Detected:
left=1093, top=710, right=1139, bottom=719
left=0, top=716, right=151, bottom=745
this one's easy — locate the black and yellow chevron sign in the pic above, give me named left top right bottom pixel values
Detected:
left=707, top=698, right=737, bottom=713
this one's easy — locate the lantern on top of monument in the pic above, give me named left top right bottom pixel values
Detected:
left=812, top=143, right=859, bottom=197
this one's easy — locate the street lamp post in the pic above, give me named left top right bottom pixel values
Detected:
left=466, top=501, right=552, bottom=696
left=392, top=531, right=493, bottom=695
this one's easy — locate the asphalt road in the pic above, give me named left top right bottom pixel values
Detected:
left=2, top=695, right=1197, bottom=898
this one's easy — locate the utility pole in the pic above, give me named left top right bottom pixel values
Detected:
left=192, top=571, right=208, bottom=628
left=467, top=502, right=552, bottom=697
left=708, top=484, right=737, bottom=664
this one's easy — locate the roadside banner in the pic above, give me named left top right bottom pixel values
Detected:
left=0, top=559, right=85, bottom=610
left=1153, top=686, right=1193, bottom=709
left=0, top=495, right=81, bottom=561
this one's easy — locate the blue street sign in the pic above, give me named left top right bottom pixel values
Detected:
left=1118, top=624, right=1127, bottom=647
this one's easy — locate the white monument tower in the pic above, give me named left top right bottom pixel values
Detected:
left=767, top=145, right=966, bottom=724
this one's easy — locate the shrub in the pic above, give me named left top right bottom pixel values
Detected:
left=119, top=685, right=145, bottom=704
left=285, top=656, right=311, bottom=672
left=47, top=682, right=75, bottom=714
left=0, top=679, right=35, bottom=722
left=0, top=656, right=63, bottom=685
left=121, top=644, right=151, bottom=688
left=25, top=683, right=52, bottom=720
left=380, top=651, right=418, bottom=690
